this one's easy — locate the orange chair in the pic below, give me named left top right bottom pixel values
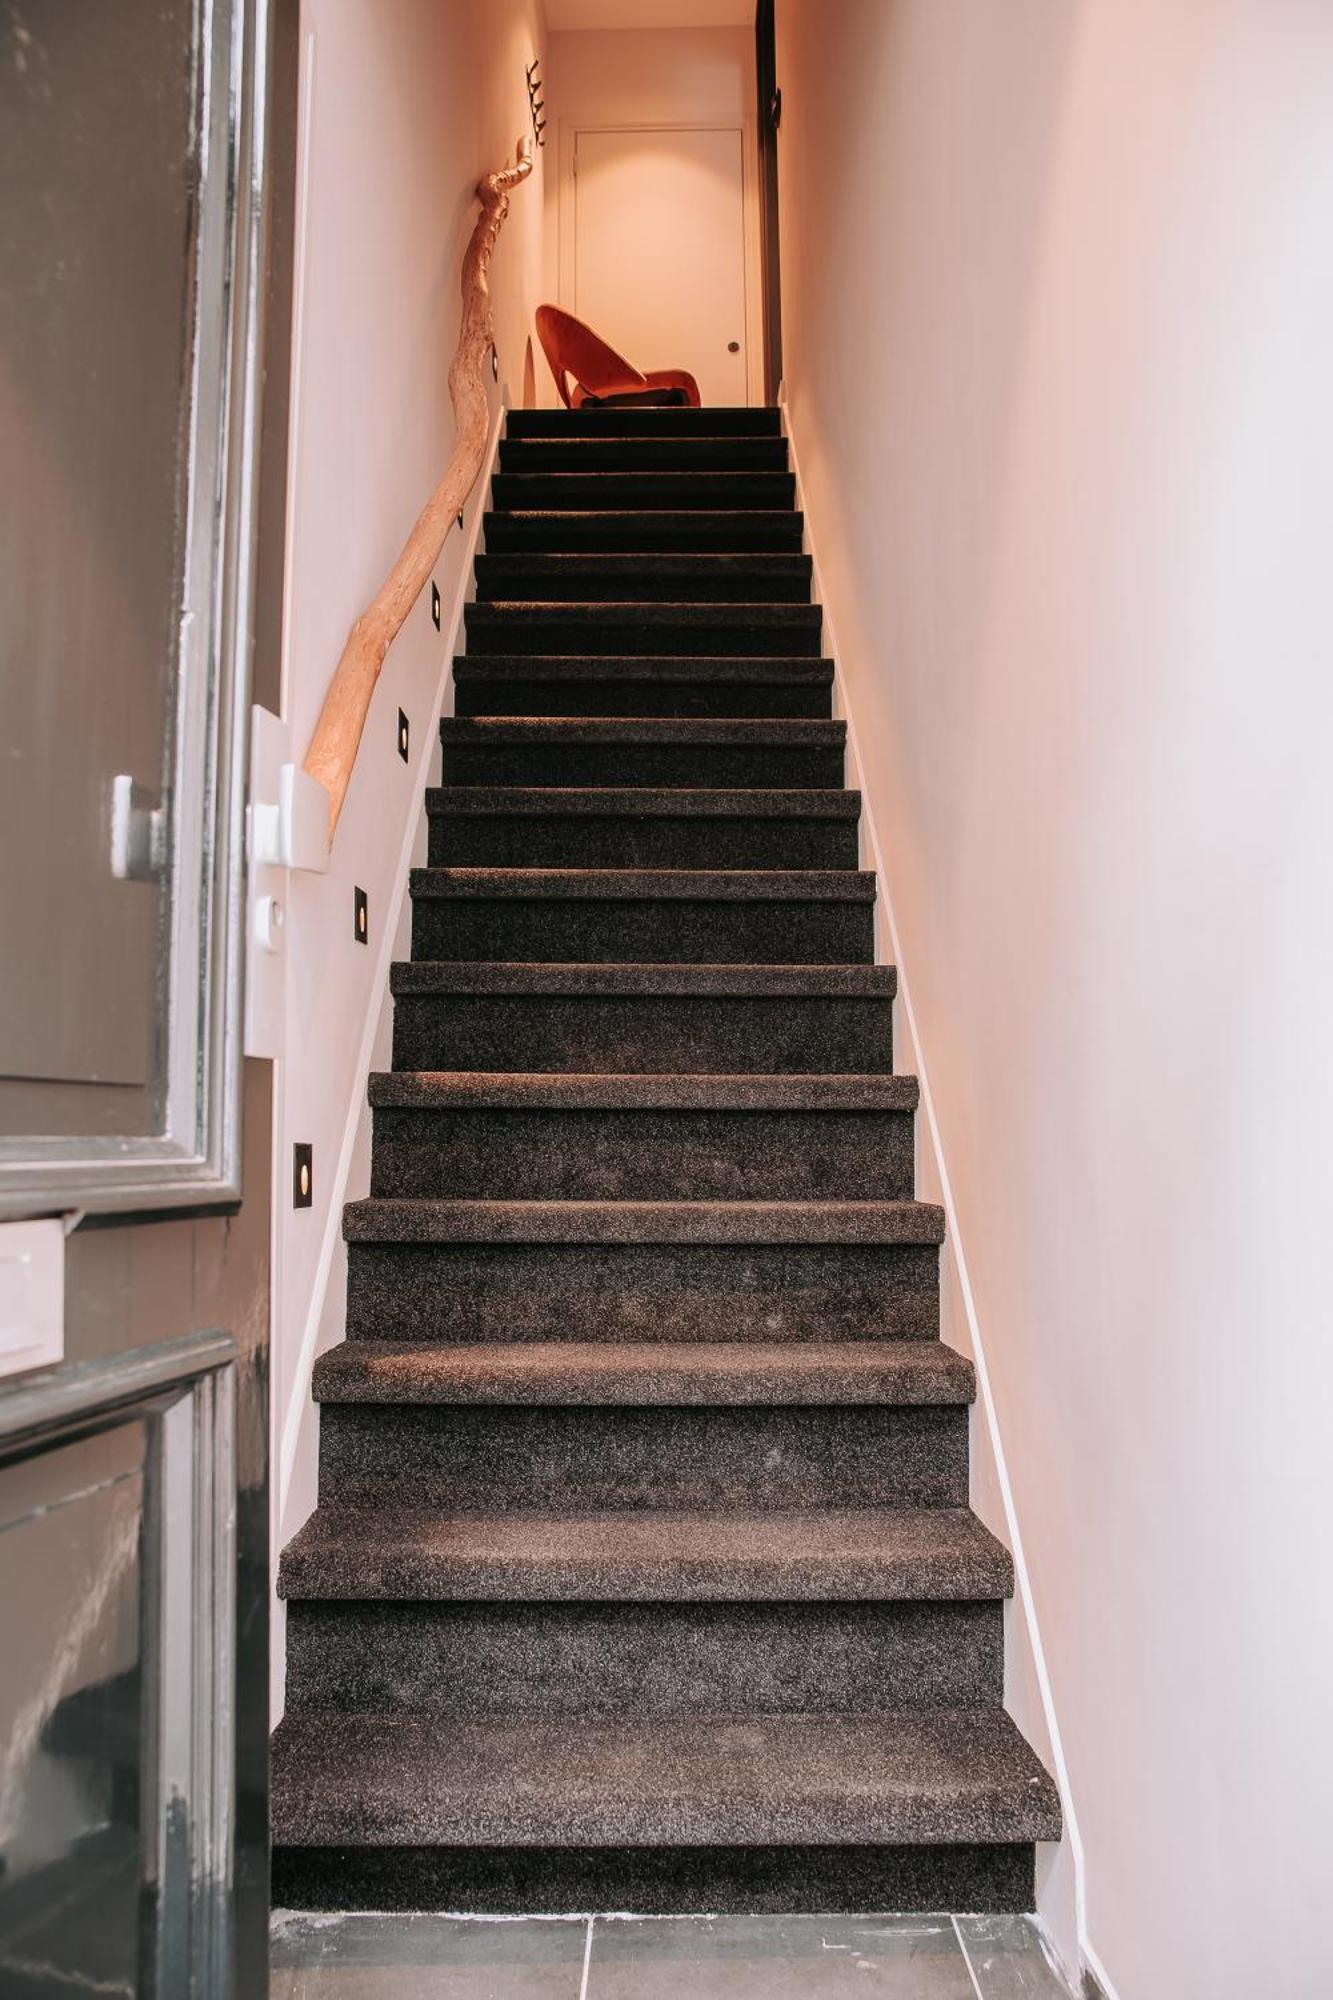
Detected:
left=535, top=304, right=701, bottom=410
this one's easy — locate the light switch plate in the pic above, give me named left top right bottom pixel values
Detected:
left=0, top=1220, right=65, bottom=1379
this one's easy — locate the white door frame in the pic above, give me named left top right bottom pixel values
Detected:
left=557, top=116, right=765, bottom=408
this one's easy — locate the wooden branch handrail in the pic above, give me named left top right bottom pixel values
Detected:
left=304, top=138, right=534, bottom=839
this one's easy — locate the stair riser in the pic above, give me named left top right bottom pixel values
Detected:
left=438, top=741, right=843, bottom=787
left=369, top=1107, right=914, bottom=1201
left=271, top=1840, right=1037, bottom=1917
left=508, top=408, right=782, bottom=437
left=453, top=676, right=832, bottom=718
left=482, top=512, right=803, bottom=552
left=284, top=1600, right=1002, bottom=1716
left=490, top=473, right=796, bottom=510
left=498, top=440, right=790, bottom=474
left=464, top=609, right=823, bottom=657
left=427, top=815, right=859, bottom=869
left=318, top=1404, right=966, bottom=1511
left=391, top=994, right=894, bottom=1076
left=345, top=1241, right=938, bottom=1343
left=474, top=562, right=812, bottom=604
left=410, top=897, right=874, bottom=965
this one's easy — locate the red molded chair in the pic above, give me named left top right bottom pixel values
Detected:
left=535, top=303, right=701, bottom=410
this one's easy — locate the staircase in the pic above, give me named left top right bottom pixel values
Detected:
left=270, top=404, right=1061, bottom=1915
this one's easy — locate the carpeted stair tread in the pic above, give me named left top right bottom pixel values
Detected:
left=317, top=1402, right=962, bottom=1507
left=451, top=658, right=835, bottom=718
left=278, top=1502, right=1010, bottom=1602
left=507, top=406, right=781, bottom=436
left=426, top=786, right=857, bottom=819
left=270, top=1841, right=1040, bottom=1918
left=489, top=472, right=797, bottom=511
left=387, top=963, right=898, bottom=1076
left=425, top=790, right=860, bottom=867
left=464, top=600, right=821, bottom=645
left=438, top=715, right=843, bottom=789
left=475, top=553, right=811, bottom=576
left=342, top=1198, right=946, bottom=1246
left=481, top=511, right=805, bottom=553
left=389, top=960, right=896, bottom=997
left=408, top=869, right=874, bottom=962
left=365, top=1072, right=918, bottom=1200
left=440, top=715, right=843, bottom=745
left=270, top=1708, right=1062, bottom=1848
left=453, top=655, right=831, bottom=685
left=410, top=866, right=875, bottom=903
left=497, top=438, right=790, bottom=473
left=474, top=554, right=812, bottom=605
left=473, top=566, right=811, bottom=607
left=311, top=1336, right=970, bottom=1407
left=465, top=604, right=817, bottom=623
left=281, top=1601, right=1005, bottom=1722
left=391, top=983, right=894, bottom=1074
left=366, top=1070, right=914, bottom=1110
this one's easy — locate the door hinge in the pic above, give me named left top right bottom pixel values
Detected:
left=249, top=757, right=329, bottom=873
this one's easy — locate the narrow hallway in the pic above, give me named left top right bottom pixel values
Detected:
left=5, top=2, right=1332, bottom=1997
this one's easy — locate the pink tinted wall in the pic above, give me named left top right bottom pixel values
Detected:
left=272, top=0, right=548, bottom=1715
left=547, top=22, right=754, bottom=124
left=775, top=2, right=1333, bottom=1995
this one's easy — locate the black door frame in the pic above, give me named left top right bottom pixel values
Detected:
left=755, top=0, right=784, bottom=402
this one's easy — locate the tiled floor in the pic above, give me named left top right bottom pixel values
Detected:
left=270, top=1910, right=1077, bottom=1998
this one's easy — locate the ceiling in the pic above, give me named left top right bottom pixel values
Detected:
left=545, top=0, right=753, bottom=29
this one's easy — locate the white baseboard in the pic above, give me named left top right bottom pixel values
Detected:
left=1080, top=1940, right=1123, bottom=2000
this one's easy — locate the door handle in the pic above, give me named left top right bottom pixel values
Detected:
left=727, top=341, right=741, bottom=353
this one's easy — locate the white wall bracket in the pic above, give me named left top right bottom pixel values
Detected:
left=250, top=755, right=330, bottom=873
left=244, top=706, right=330, bottom=1059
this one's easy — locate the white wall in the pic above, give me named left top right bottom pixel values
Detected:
left=544, top=27, right=759, bottom=401
left=548, top=21, right=754, bottom=123
left=271, top=0, right=548, bottom=1716
left=774, top=3, right=1333, bottom=1996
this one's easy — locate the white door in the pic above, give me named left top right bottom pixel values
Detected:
left=573, top=125, right=750, bottom=407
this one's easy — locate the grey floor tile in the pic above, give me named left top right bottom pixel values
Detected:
left=586, top=1913, right=976, bottom=1999
left=269, top=1911, right=589, bottom=1999
left=955, top=1916, right=1075, bottom=1997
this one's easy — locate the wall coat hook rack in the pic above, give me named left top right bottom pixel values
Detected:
left=525, top=59, right=547, bottom=147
